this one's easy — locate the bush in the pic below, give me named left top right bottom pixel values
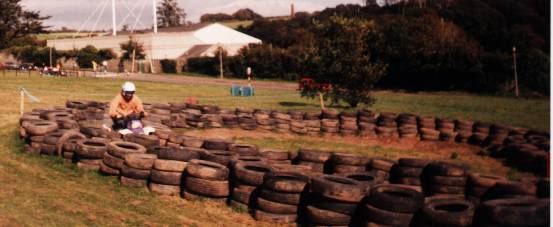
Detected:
left=160, top=59, right=177, bottom=73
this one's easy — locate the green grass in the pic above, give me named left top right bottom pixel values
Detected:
left=34, top=32, right=103, bottom=40
left=0, top=72, right=547, bottom=224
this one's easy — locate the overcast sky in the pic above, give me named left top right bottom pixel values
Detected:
left=21, top=0, right=365, bottom=31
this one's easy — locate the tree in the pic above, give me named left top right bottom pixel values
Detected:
left=0, top=0, right=50, bottom=49
left=232, top=8, right=263, bottom=21
left=120, top=37, right=146, bottom=61
left=200, top=13, right=233, bottom=22
left=157, top=0, right=186, bottom=28
left=303, top=16, right=388, bottom=107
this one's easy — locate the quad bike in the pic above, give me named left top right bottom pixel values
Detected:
left=103, top=113, right=155, bottom=136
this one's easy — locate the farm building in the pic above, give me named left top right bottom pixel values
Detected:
left=46, top=23, right=262, bottom=73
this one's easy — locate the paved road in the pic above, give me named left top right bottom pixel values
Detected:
left=105, top=73, right=298, bottom=91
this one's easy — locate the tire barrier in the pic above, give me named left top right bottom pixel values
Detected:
left=16, top=100, right=550, bottom=226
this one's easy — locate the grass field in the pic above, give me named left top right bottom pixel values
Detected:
left=0, top=72, right=548, bottom=225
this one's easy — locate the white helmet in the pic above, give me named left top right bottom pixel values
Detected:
left=122, top=82, right=136, bottom=92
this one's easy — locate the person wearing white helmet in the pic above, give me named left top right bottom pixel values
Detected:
left=108, top=81, right=145, bottom=129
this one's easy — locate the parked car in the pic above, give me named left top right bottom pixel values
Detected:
left=19, top=63, right=34, bottom=71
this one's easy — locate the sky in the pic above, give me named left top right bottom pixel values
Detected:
left=21, top=0, right=365, bottom=31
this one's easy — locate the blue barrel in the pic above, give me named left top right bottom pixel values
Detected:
left=230, top=85, right=241, bottom=96
left=242, top=86, right=255, bottom=96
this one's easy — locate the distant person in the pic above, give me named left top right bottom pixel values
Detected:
left=108, top=82, right=145, bottom=130
left=102, top=60, right=108, bottom=73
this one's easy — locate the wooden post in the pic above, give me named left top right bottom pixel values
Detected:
left=219, top=46, right=224, bottom=79
left=318, top=92, right=325, bottom=110
left=512, top=46, right=519, bottom=98
left=20, top=89, right=24, bottom=116
left=131, top=49, right=136, bottom=74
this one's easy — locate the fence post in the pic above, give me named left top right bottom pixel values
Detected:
left=20, top=89, right=24, bottom=116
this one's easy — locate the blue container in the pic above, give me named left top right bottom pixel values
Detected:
left=230, top=85, right=241, bottom=96
left=242, top=86, right=255, bottom=96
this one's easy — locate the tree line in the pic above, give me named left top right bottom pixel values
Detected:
left=187, top=0, right=549, bottom=99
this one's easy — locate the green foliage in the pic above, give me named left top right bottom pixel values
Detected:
left=9, top=45, right=57, bottom=66
left=74, top=45, right=115, bottom=68
left=157, top=0, right=186, bottom=27
left=120, top=37, right=146, bottom=61
left=232, top=8, right=262, bottom=21
left=0, top=0, right=50, bottom=49
left=303, top=16, right=387, bottom=107
left=160, top=59, right=177, bottom=73
left=200, top=8, right=262, bottom=23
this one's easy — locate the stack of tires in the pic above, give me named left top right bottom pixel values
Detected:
left=295, top=148, right=331, bottom=173
left=254, top=109, right=274, bottom=132
left=418, top=116, right=439, bottom=141
left=376, top=112, right=397, bottom=138
left=342, top=171, right=385, bottom=193
left=202, top=150, right=238, bottom=167
left=149, top=157, right=188, bottom=195
left=465, top=173, right=506, bottom=203
left=304, top=111, right=321, bottom=136
left=259, top=148, right=290, bottom=165
left=339, top=111, right=358, bottom=136
left=290, top=120, right=308, bottom=135
left=183, top=159, right=230, bottom=201
left=181, top=135, right=204, bottom=148
left=168, top=111, right=188, bottom=129
left=357, top=109, right=377, bottom=137
left=437, top=118, right=457, bottom=142
left=230, top=162, right=274, bottom=210
left=203, top=138, right=232, bottom=151
left=238, top=115, right=257, bottom=131
left=415, top=197, right=475, bottom=227
left=150, top=147, right=202, bottom=193
left=288, top=110, right=305, bottom=121
left=221, top=111, right=239, bottom=128
left=397, top=113, right=418, bottom=139
left=506, top=143, right=548, bottom=175
left=201, top=114, right=223, bottom=128
left=166, top=133, right=183, bottom=148
left=455, top=119, right=474, bottom=143
left=481, top=180, right=537, bottom=201
left=254, top=172, right=309, bottom=224
left=306, top=175, right=366, bottom=226
left=473, top=198, right=549, bottom=227
left=121, top=153, right=157, bottom=187
left=367, top=158, right=396, bottom=181
left=320, top=109, right=339, bottom=135
left=61, top=135, right=86, bottom=163
left=364, top=184, right=423, bottom=226
left=391, top=158, right=431, bottom=191
left=228, top=144, right=259, bottom=159
left=272, top=111, right=292, bottom=133
left=470, top=122, right=491, bottom=146
left=149, top=104, right=172, bottom=126
left=101, top=141, right=146, bottom=176
left=485, top=123, right=510, bottom=146
left=421, top=162, right=468, bottom=197
left=330, top=152, right=370, bottom=174
left=23, top=121, right=59, bottom=153
left=182, top=108, right=204, bottom=128
left=41, top=131, right=64, bottom=155
left=75, top=139, right=108, bottom=171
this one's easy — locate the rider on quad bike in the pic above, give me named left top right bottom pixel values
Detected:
left=108, top=82, right=145, bottom=131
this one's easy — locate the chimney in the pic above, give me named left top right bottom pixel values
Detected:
left=291, top=3, right=295, bottom=18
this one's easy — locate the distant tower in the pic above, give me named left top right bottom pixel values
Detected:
left=291, top=3, right=295, bottom=18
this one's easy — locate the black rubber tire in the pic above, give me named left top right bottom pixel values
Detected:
left=333, top=164, right=367, bottom=174
left=99, top=161, right=120, bottom=176
left=150, top=169, right=183, bottom=185
left=76, top=139, right=107, bottom=159
left=475, top=198, right=549, bottom=227
left=184, top=176, right=229, bottom=198
left=311, top=175, right=366, bottom=203
left=424, top=162, right=467, bottom=177
left=297, top=148, right=331, bottom=163
left=231, top=184, right=257, bottom=205
left=343, top=172, right=384, bottom=192
left=120, top=176, right=147, bottom=187
left=428, top=176, right=467, bottom=186
left=148, top=182, right=181, bottom=196
left=153, top=159, right=187, bottom=172
left=120, top=164, right=150, bottom=180
left=124, top=153, right=157, bottom=170
left=422, top=198, right=475, bottom=227
left=202, top=150, right=238, bottom=166
left=103, top=152, right=124, bottom=169
left=228, top=143, right=259, bottom=156
left=392, top=166, right=423, bottom=177
left=369, top=158, right=396, bottom=172
left=305, top=205, right=352, bottom=226
left=331, top=152, right=370, bottom=166
left=365, top=203, right=414, bottom=227
left=157, top=147, right=201, bottom=162
left=426, top=184, right=466, bottom=195
left=107, top=141, right=146, bottom=159
left=259, top=148, right=289, bottom=160
left=256, top=197, right=297, bottom=214
left=203, top=138, right=232, bottom=150
left=263, top=171, right=309, bottom=193
left=398, top=158, right=432, bottom=168
left=468, top=173, right=506, bottom=188
left=186, top=159, right=229, bottom=180
left=260, top=188, right=301, bottom=205
left=233, top=162, right=273, bottom=186
left=254, top=209, right=297, bottom=224
left=297, top=161, right=324, bottom=173
left=368, top=184, right=424, bottom=213
left=313, top=195, right=359, bottom=215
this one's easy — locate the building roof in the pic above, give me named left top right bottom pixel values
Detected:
left=47, top=23, right=262, bottom=60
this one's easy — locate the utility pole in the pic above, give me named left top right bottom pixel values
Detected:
left=512, top=46, right=519, bottom=98
left=219, top=46, right=224, bottom=79
left=112, top=0, right=117, bottom=36
left=49, top=46, right=53, bottom=68
left=152, top=0, right=158, bottom=34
